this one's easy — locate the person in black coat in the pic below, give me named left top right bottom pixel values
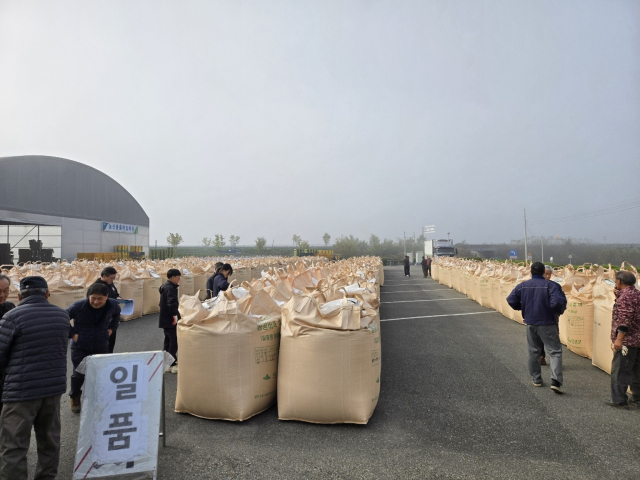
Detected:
left=91, top=266, right=120, bottom=353
left=205, top=262, right=224, bottom=299
left=211, top=263, right=233, bottom=298
left=403, top=256, right=411, bottom=276
left=0, top=276, right=69, bottom=479
left=159, top=269, right=181, bottom=372
left=67, top=282, right=121, bottom=413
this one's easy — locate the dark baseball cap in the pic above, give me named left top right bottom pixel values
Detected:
left=20, top=276, right=49, bottom=290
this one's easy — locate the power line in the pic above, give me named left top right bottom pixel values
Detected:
left=528, top=199, right=640, bottom=226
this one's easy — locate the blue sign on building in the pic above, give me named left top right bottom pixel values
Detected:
left=509, top=250, right=517, bottom=259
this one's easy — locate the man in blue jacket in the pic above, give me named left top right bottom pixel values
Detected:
left=67, top=282, right=121, bottom=413
left=507, top=262, right=567, bottom=394
left=0, top=276, right=69, bottom=480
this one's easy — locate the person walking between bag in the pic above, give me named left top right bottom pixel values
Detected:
left=159, top=269, right=181, bottom=373
left=507, top=262, right=567, bottom=394
left=0, top=276, right=69, bottom=480
left=606, top=270, right=640, bottom=408
left=91, top=266, right=121, bottom=353
left=67, top=282, right=120, bottom=414
left=403, top=256, right=411, bottom=277
left=537, top=265, right=564, bottom=366
left=205, top=262, right=224, bottom=299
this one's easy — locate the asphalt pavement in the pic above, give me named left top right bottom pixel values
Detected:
left=26, top=266, right=639, bottom=479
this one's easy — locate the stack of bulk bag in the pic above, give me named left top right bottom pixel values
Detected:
left=556, top=267, right=589, bottom=345
left=278, top=294, right=381, bottom=424
left=592, top=268, right=617, bottom=373
left=491, top=265, right=506, bottom=315
left=137, top=268, right=162, bottom=315
left=432, top=261, right=439, bottom=281
left=116, top=267, right=143, bottom=320
left=178, top=268, right=195, bottom=297
left=47, top=272, right=86, bottom=309
left=565, top=281, right=596, bottom=358
left=499, top=267, right=520, bottom=322
left=175, top=288, right=282, bottom=421
left=479, top=266, right=494, bottom=308
left=190, top=265, right=208, bottom=301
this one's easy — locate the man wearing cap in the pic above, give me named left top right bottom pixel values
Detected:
left=606, top=270, right=640, bottom=408
left=0, top=276, right=69, bottom=479
left=507, top=262, right=567, bottom=394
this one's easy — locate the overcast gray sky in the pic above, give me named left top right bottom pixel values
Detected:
left=1, top=1, right=638, bottom=246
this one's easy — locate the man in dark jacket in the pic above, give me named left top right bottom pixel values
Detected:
left=421, top=256, right=428, bottom=278
left=159, top=269, right=181, bottom=373
left=205, top=262, right=224, bottom=299
left=67, top=282, right=121, bottom=413
left=91, top=266, right=120, bottom=353
left=403, top=256, right=410, bottom=277
left=211, top=263, right=233, bottom=299
left=507, top=262, right=567, bottom=394
left=0, top=276, right=69, bottom=480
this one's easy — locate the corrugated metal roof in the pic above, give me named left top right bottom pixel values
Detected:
left=0, top=155, right=149, bottom=226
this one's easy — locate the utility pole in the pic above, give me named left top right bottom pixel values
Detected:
left=523, top=209, right=528, bottom=264
left=541, top=237, right=544, bottom=263
left=403, top=232, right=406, bottom=256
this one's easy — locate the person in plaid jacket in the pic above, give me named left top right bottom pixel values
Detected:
left=607, top=270, right=640, bottom=408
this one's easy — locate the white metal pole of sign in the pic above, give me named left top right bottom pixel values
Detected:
left=73, top=351, right=172, bottom=479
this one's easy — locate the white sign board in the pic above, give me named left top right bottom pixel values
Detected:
left=423, top=225, right=436, bottom=234
left=102, top=222, right=139, bottom=234
left=73, top=351, right=170, bottom=479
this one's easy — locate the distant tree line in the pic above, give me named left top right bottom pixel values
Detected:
left=455, top=237, right=640, bottom=267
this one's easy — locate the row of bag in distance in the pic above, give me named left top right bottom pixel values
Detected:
left=433, top=258, right=639, bottom=374
left=0, top=256, right=325, bottom=320
left=175, top=257, right=383, bottom=424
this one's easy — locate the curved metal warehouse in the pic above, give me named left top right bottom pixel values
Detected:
left=0, top=155, right=149, bottom=261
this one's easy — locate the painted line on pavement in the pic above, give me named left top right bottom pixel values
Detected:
left=381, top=311, right=494, bottom=322
left=381, top=298, right=468, bottom=304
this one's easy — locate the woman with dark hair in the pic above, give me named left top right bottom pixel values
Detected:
left=205, top=262, right=224, bottom=299
left=211, top=263, right=233, bottom=298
